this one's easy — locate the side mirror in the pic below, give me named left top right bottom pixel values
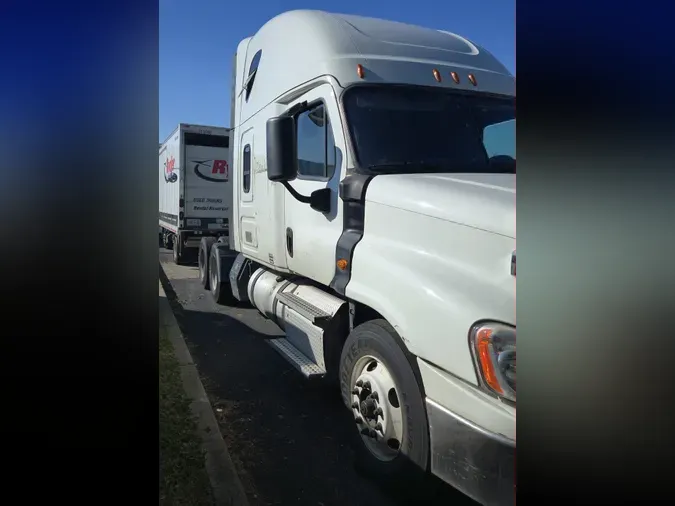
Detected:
left=488, top=155, right=516, bottom=174
left=309, top=188, right=331, bottom=213
left=266, top=116, right=297, bottom=182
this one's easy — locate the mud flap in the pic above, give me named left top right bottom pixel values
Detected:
left=228, top=253, right=254, bottom=302
left=213, top=244, right=237, bottom=284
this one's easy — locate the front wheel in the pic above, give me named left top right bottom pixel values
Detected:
left=339, top=319, right=429, bottom=483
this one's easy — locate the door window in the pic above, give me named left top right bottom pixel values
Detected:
left=296, top=103, right=337, bottom=180
left=243, top=144, right=251, bottom=193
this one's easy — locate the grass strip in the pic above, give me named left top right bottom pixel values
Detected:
left=160, top=325, right=213, bottom=506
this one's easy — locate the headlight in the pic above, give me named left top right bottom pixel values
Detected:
left=469, top=322, right=516, bottom=403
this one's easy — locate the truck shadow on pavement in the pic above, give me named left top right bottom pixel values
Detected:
left=159, top=267, right=477, bottom=506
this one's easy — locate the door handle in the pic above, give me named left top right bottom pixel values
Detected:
left=286, top=228, right=293, bottom=258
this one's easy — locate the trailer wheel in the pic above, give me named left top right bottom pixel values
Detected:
left=340, top=319, right=429, bottom=484
left=164, top=232, right=173, bottom=250
left=199, top=237, right=217, bottom=289
left=173, top=235, right=184, bottom=265
left=209, top=246, right=237, bottom=305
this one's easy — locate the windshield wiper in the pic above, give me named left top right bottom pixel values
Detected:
left=368, top=158, right=509, bottom=175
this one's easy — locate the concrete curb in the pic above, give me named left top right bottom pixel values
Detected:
left=160, top=279, right=249, bottom=506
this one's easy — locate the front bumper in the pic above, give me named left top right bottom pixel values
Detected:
left=426, top=398, right=515, bottom=506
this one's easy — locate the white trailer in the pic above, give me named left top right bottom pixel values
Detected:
left=159, top=124, right=231, bottom=264
left=199, top=10, right=515, bottom=505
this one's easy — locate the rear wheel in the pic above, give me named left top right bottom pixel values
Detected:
left=199, top=237, right=217, bottom=289
left=340, top=319, right=429, bottom=484
left=209, top=246, right=237, bottom=305
left=173, top=235, right=184, bottom=265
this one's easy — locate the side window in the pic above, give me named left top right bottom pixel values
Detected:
left=483, top=119, right=515, bottom=160
left=243, top=144, right=251, bottom=193
left=245, top=50, right=262, bottom=102
left=296, top=103, right=337, bottom=180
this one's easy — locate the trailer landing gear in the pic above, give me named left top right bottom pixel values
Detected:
left=163, top=231, right=173, bottom=250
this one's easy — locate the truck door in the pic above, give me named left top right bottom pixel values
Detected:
left=283, top=84, right=346, bottom=285
left=237, top=127, right=259, bottom=256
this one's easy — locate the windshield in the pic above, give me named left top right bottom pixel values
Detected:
left=342, top=85, right=515, bottom=174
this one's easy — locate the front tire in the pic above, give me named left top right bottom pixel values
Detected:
left=339, top=319, right=429, bottom=483
left=199, top=237, right=217, bottom=289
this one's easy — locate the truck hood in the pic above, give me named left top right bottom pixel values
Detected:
left=365, top=173, right=516, bottom=238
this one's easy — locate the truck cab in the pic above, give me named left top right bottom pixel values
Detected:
left=200, top=10, right=515, bottom=506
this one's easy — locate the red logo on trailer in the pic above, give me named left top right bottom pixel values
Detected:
left=164, top=155, right=177, bottom=183
left=212, top=159, right=228, bottom=175
left=193, top=159, right=229, bottom=183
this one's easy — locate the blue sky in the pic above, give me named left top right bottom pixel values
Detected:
left=160, top=0, right=515, bottom=142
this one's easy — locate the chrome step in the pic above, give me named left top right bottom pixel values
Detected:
left=276, top=292, right=331, bottom=326
left=267, top=338, right=326, bottom=378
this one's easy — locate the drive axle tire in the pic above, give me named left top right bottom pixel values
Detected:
left=173, top=236, right=184, bottom=265
left=209, top=246, right=237, bottom=306
left=199, top=237, right=217, bottom=289
left=339, top=319, right=429, bottom=485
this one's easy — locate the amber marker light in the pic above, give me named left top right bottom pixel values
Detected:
left=475, top=327, right=504, bottom=395
left=432, top=68, right=441, bottom=82
left=336, top=258, right=348, bottom=271
left=356, top=64, right=365, bottom=79
left=450, top=71, right=460, bottom=84
left=468, top=73, right=477, bottom=86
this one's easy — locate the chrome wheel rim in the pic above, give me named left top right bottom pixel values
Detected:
left=349, top=355, right=403, bottom=462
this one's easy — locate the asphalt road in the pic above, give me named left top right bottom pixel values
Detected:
left=159, top=248, right=478, bottom=506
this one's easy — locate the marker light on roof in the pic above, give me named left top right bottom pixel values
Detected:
left=356, top=64, right=365, bottom=79
left=432, top=68, right=441, bottom=82
left=450, top=71, right=460, bottom=84
left=468, top=73, right=477, bottom=86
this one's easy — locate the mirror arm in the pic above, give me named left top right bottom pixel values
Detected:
left=281, top=181, right=311, bottom=204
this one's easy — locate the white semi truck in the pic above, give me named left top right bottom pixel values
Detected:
left=198, top=10, right=515, bottom=506
left=159, top=124, right=231, bottom=264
